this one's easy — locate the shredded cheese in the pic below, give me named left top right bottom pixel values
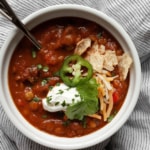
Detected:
left=106, top=90, right=114, bottom=118
left=88, top=114, right=102, bottom=120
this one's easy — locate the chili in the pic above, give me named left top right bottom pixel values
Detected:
left=8, top=17, right=129, bottom=138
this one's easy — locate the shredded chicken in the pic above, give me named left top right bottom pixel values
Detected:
left=101, top=69, right=112, bottom=76
left=105, top=75, right=119, bottom=82
left=96, top=73, right=112, bottom=90
left=95, top=72, right=116, bottom=121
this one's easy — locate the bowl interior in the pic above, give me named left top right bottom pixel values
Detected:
left=0, top=4, right=141, bottom=150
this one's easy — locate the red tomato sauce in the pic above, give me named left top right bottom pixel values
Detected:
left=8, top=17, right=129, bottom=137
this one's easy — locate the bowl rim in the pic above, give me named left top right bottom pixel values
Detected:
left=0, top=4, right=141, bottom=150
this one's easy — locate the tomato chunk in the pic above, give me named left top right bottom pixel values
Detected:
left=113, top=91, right=119, bottom=103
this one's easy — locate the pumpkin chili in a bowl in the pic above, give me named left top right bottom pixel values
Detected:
left=8, top=17, right=132, bottom=137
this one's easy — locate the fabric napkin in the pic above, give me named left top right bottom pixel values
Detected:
left=0, top=0, right=150, bottom=150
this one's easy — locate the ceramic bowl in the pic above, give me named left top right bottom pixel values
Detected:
left=0, top=4, right=141, bottom=150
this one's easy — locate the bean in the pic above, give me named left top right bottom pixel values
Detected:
left=66, top=130, right=76, bottom=137
left=22, top=109, right=30, bottom=116
left=70, top=122, right=81, bottom=130
left=54, top=127, right=65, bottom=135
left=29, top=101, right=39, bottom=111
left=76, top=129, right=83, bottom=136
left=24, top=91, right=34, bottom=101
left=45, top=121, right=55, bottom=132
left=113, top=79, right=122, bottom=89
left=89, top=120, right=97, bottom=128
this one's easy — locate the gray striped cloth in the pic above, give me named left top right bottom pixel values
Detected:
left=0, top=0, right=150, bottom=150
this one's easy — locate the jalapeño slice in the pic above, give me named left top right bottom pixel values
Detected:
left=60, top=55, right=93, bottom=86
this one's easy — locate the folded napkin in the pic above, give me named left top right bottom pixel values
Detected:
left=0, top=0, right=150, bottom=150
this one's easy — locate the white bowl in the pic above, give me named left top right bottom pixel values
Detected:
left=0, top=4, right=141, bottom=150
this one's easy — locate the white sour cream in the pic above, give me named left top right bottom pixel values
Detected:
left=42, top=83, right=81, bottom=112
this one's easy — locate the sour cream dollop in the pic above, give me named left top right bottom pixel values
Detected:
left=42, top=83, right=81, bottom=112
